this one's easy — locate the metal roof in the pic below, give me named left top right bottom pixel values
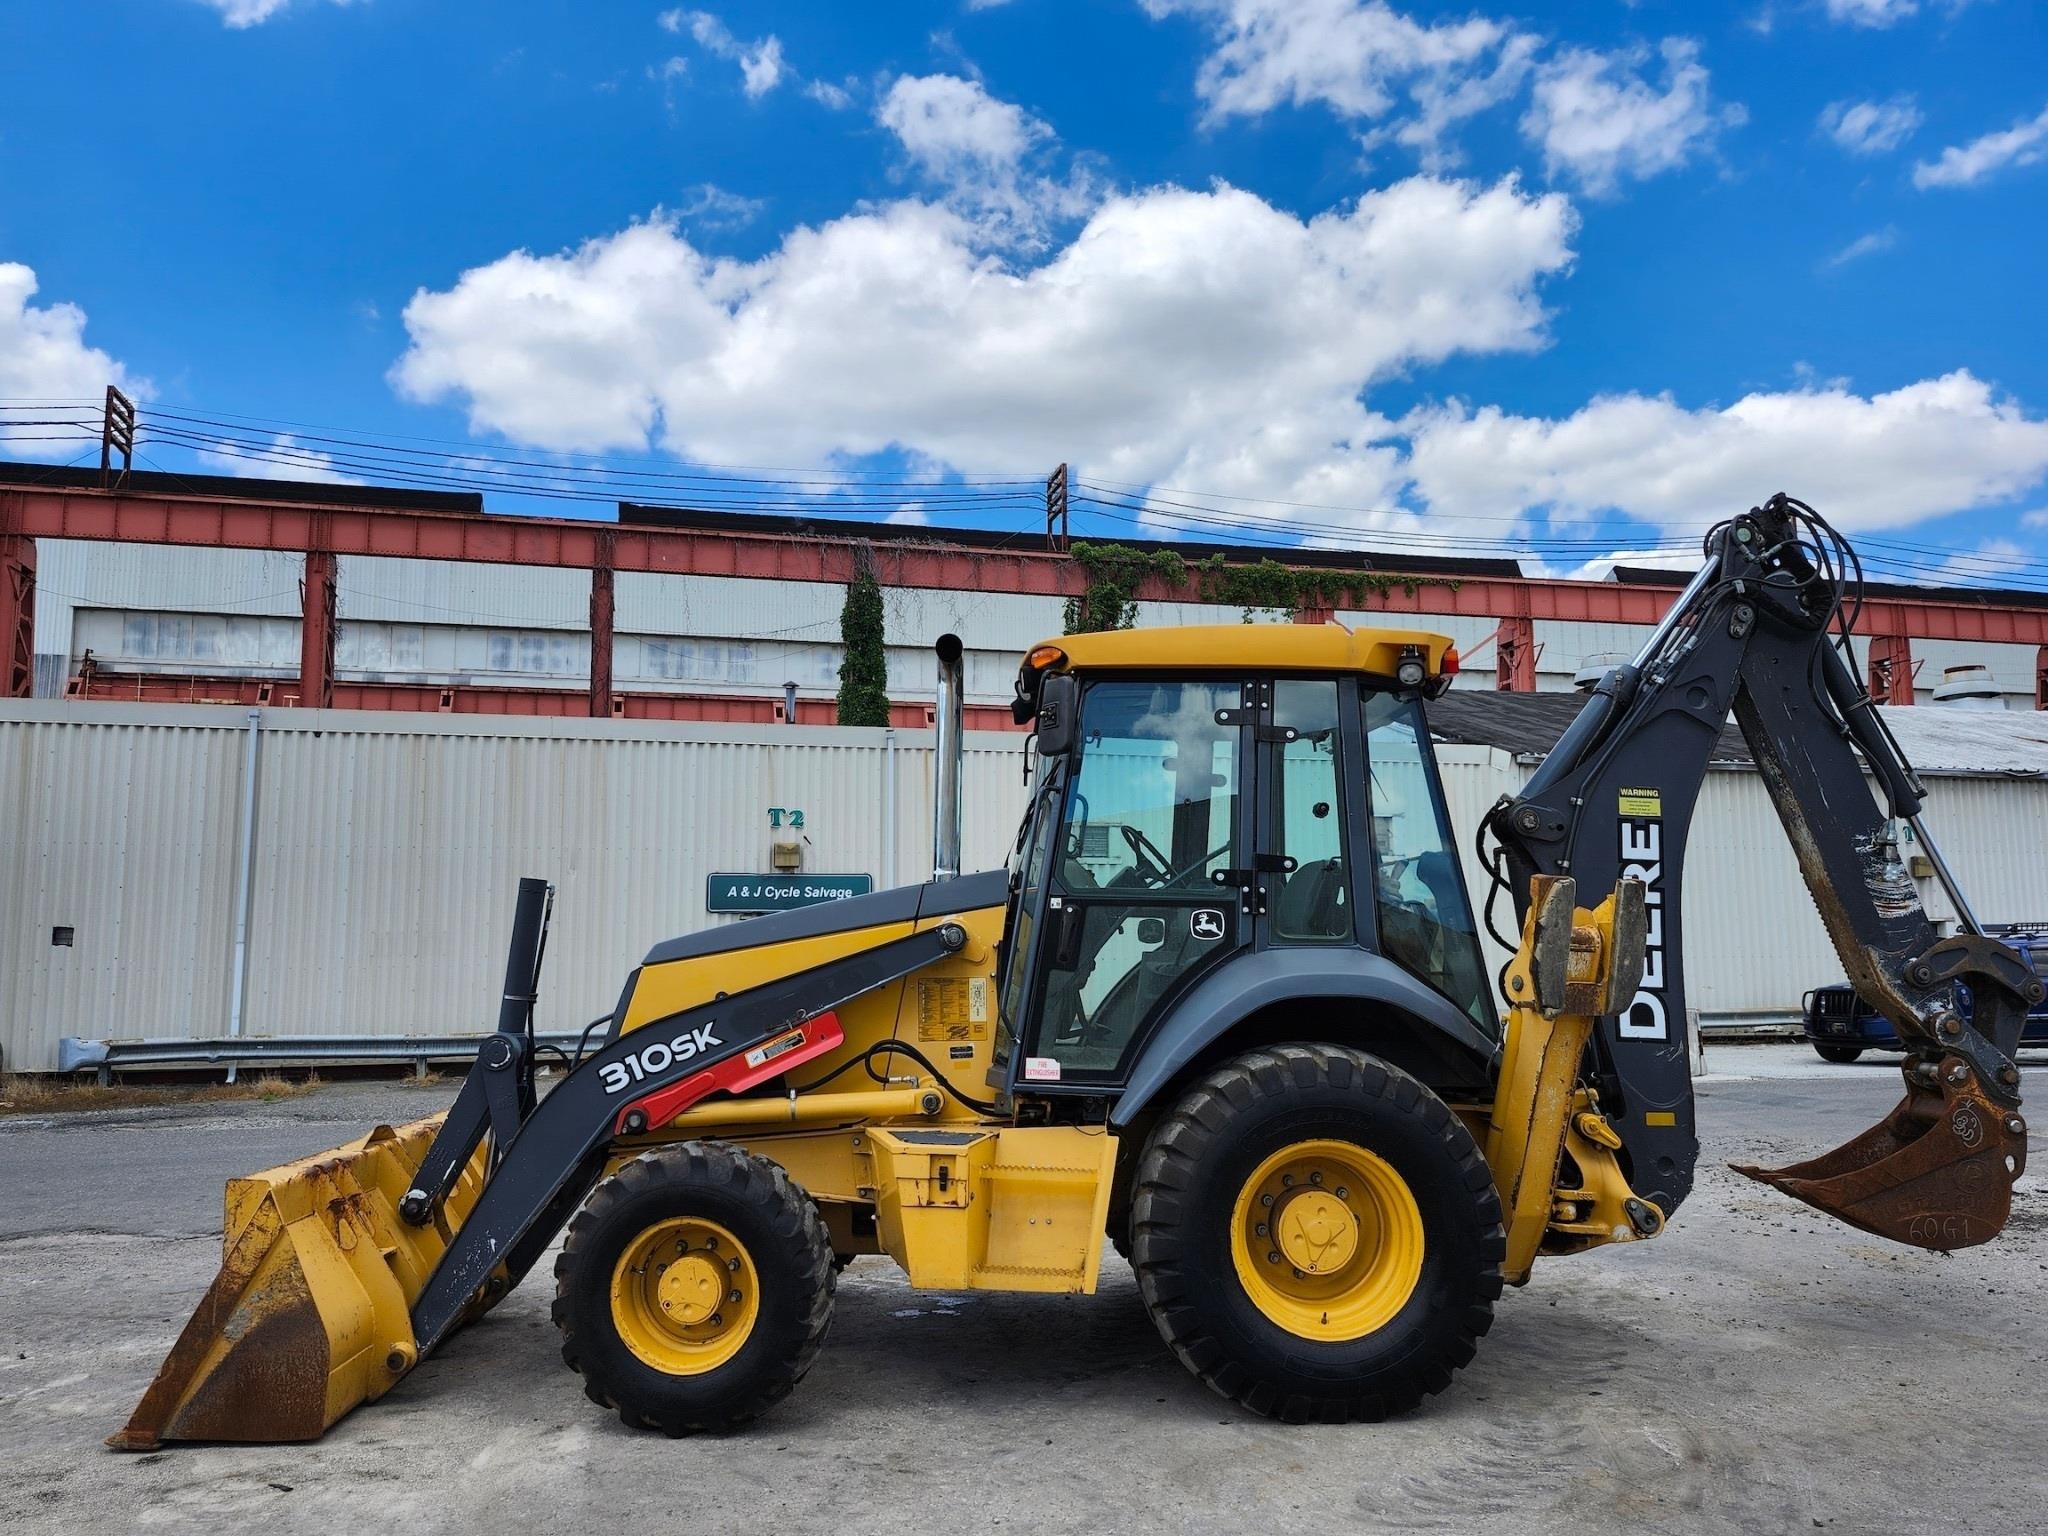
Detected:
left=0, top=460, right=483, bottom=515
left=620, top=500, right=1523, bottom=579
left=1424, top=689, right=2048, bottom=779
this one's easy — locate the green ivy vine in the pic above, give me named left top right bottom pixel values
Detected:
left=1063, top=542, right=1457, bottom=632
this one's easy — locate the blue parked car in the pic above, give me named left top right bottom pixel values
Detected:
left=1802, top=923, right=2048, bottom=1062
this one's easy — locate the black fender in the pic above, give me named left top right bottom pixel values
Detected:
left=1110, top=948, right=1496, bottom=1129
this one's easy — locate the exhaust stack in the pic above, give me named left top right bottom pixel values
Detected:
left=933, top=633, right=964, bottom=881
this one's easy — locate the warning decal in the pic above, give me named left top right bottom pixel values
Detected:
left=918, top=977, right=990, bottom=1042
left=1618, top=786, right=1663, bottom=817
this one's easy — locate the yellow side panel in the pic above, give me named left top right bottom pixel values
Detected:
left=869, top=1125, right=1118, bottom=1296
left=622, top=920, right=920, bottom=1032
left=901, top=904, right=1005, bottom=1113
left=626, top=903, right=1009, bottom=1126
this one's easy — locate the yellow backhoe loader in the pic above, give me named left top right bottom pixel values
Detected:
left=112, top=494, right=2034, bottom=1446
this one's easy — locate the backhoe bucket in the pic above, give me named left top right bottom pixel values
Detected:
left=1732, top=1057, right=2027, bottom=1251
left=109, top=1115, right=489, bottom=1450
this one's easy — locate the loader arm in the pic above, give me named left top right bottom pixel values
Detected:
left=1485, top=494, right=2035, bottom=1249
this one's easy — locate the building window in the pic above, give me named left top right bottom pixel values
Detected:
left=479, top=629, right=587, bottom=677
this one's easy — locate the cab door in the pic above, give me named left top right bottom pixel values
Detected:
left=1009, top=676, right=1254, bottom=1091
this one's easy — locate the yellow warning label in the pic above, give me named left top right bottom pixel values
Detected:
left=1618, top=787, right=1663, bottom=818
left=917, top=978, right=989, bottom=1042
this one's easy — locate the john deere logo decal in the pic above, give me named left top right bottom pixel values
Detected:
left=1191, top=909, right=1226, bottom=941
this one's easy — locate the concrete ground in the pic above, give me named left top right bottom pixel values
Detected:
left=2, top=1044, right=2043, bottom=1535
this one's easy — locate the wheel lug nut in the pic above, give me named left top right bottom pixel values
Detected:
left=1267, top=1250, right=1280, bottom=1264
left=727, top=1258, right=740, bottom=1272
left=730, top=1289, right=743, bottom=1303
left=1335, top=1188, right=1348, bottom=1199
left=1255, top=1222, right=1268, bottom=1236
left=709, top=1313, right=722, bottom=1327
left=1308, top=1172, right=1322, bottom=1186
left=1260, top=1193, right=1274, bottom=1207
left=1281, top=1174, right=1294, bottom=1187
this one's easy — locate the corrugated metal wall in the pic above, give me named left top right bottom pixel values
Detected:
left=4, top=702, right=2044, bottom=1070
left=0, top=711, right=247, bottom=1073
left=0, top=703, right=1022, bottom=1071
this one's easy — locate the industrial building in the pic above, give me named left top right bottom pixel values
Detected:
left=2, top=461, right=2046, bottom=1073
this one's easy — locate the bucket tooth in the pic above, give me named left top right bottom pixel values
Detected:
left=1732, top=1058, right=2026, bottom=1252
left=110, top=1114, right=487, bottom=1450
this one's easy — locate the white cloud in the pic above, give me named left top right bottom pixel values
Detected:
left=1819, top=95, right=1922, bottom=156
left=677, top=183, right=764, bottom=229
left=2022, top=508, right=2048, bottom=529
left=880, top=73, right=1049, bottom=179
left=1143, top=0, right=1538, bottom=168
left=1825, top=0, right=1918, bottom=26
left=1822, top=226, right=1897, bottom=268
left=886, top=503, right=931, bottom=525
left=391, top=174, right=1575, bottom=522
left=681, top=10, right=786, bottom=99
left=876, top=74, right=1094, bottom=241
left=196, top=433, right=363, bottom=484
left=191, top=0, right=361, bottom=27
left=1913, top=102, right=2048, bottom=189
left=1520, top=39, right=1744, bottom=197
left=0, top=263, right=145, bottom=458
left=1394, top=371, right=2048, bottom=534
left=804, top=77, right=855, bottom=110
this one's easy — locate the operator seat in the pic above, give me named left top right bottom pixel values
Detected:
left=1271, top=858, right=1347, bottom=941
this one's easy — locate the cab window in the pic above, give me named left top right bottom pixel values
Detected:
left=1363, top=691, right=1493, bottom=1030
left=1030, top=679, right=1242, bottom=1078
left=1267, top=680, right=1350, bottom=943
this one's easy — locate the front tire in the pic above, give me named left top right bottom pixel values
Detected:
left=1130, top=1044, right=1503, bottom=1423
left=1813, top=1043, right=1863, bottom=1064
left=553, top=1142, right=835, bottom=1433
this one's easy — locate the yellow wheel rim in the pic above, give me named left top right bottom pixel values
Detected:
left=610, top=1217, right=760, bottom=1374
left=1229, top=1138, right=1425, bottom=1342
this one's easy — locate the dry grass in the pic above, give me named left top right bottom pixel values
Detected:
left=0, top=1071, right=320, bottom=1116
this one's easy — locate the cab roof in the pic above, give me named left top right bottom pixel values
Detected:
left=1039, top=623, right=1456, bottom=678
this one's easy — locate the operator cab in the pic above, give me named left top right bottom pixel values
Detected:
left=992, top=626, right=1491, bottom=1108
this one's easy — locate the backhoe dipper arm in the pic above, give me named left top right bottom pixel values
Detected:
left=1484, top=494, right=2034, bottom=1249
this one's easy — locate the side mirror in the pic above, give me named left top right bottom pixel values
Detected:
left=1036, top=673, right=1080, bottom=757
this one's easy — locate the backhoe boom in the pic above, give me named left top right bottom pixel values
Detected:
left=1486, top=494, right=2033, bottom=1246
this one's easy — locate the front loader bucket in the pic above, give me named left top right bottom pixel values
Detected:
left=1732, top=1057, right=2027, bottom=1251
left=109, top=1115, right=490, bottom=1450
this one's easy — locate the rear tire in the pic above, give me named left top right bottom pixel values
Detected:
left=1130, top=1044, right=1503, bottom=1423
left=1813, top=1043, right=1863, bottom=1064
left=553, top=1142, right=835, bottom=1434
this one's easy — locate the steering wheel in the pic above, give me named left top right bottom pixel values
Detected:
left=1118, top=823, right=1173, bottom=886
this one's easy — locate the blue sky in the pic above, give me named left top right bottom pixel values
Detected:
left=2, top=0, right=2046, bottom=585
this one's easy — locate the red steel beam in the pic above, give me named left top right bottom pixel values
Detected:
left=1494, top=615, right=1536, bottom=692
left=1867, top=633, right=1914, bottom=706
left=61, top=670, right=1026, bottom=730
left=299, top=549, right=337, bottom=711
left=589, top=529, right=616, bottom=719
left=8, top=484, right=2048, bottom=645
left=2, top=534, right=33, bottom=699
